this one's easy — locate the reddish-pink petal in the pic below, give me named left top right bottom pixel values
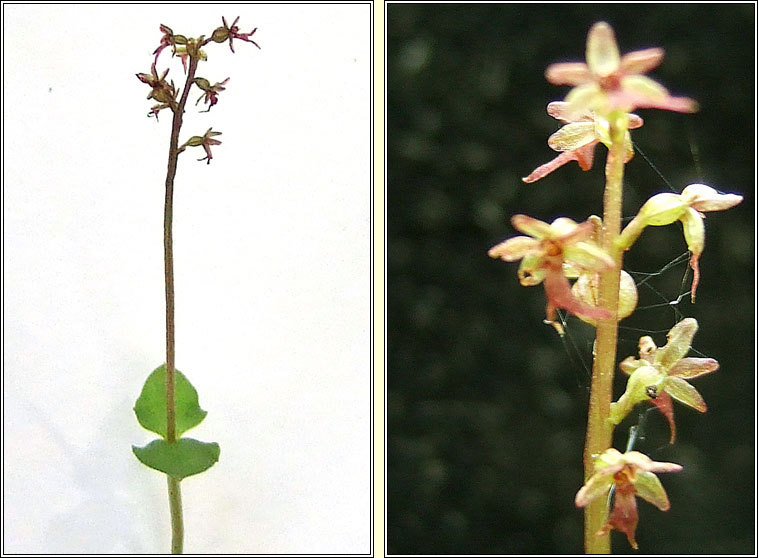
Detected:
left=573, top=143, right=596, bottom=171
left=600, top=484, right=639, bottom=550
left=545, top=62, right=593, bottom=86
left=650, top=391, right=676, bottom=444
left=522, top=151, right=580, bottom=183
left=619, top=47, right=665, bottom=75
left=689, top=252, right=700, bottom=302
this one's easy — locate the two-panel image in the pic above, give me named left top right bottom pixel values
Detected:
left=2, top=2, right=754, bottom=556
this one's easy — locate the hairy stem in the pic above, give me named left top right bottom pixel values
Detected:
left=584, top=113, right=628, bottom=554
left=163, top=55, right=199, bottom=554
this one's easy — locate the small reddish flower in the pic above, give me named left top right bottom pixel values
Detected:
left=136, top=63, right=178, bottom=119
left=576, top=448, right=683, bottom=550
left=488, top=215, right=615, bottom=327
left=610, top=318, right=719, bottom=442
left=221, top=16, right=260, bottom=53
left=179, top=128, right=223, bottom=164
left=153, top=24, right=188, bottom=64
left=523, top=102, right=643, bottom=183
left=546, top=22, right=698, bottom=119
left=617, top=183, right=743, bottom=300
left=195, top=77, right=230, bottom=112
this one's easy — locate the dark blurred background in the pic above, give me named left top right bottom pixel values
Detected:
left=387, top=4, right=755, bottom=554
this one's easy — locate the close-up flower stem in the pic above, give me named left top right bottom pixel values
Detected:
left=583, top=112, right=628, bottom=554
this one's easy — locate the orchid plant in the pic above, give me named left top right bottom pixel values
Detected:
left=488, top=22, right=742, bottom=552
left=132, top=16, right=259, bottom=554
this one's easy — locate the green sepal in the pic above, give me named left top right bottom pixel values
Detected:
left=134, top=365, right=207, bottom=439
left=609, top=365, right=663, bottom=425
left=132, top=438, right=220, bottom=479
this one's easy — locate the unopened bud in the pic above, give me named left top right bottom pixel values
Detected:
left=211, top=26, right=230, bottom=43
left=184, top=136, right=205, bottom=147
left=194, top=77, right=211, bottom=91
left=572, top=270, right=638, bottom=326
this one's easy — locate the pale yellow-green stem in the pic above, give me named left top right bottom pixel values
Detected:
left=583, top=112, right=628, bottom=554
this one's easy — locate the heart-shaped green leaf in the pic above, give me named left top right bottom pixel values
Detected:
left=132, top=438, right=220, bottom=479
left=134, top=365, right=207, bottom=439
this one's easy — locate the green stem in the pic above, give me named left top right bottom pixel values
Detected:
left=583, top=113, right=628, bottom=554
left=163, top=54, right=199, bottom=554
left=168, top=476, right=184, bottom=554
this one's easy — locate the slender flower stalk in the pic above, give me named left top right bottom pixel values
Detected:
left=583, top=111, right=628, bottom=553
left=162, top=54, right=200, bottom=553
left=165, top=56, right=199, bottom=444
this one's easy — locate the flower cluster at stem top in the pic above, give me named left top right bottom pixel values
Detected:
left=136, top=16, right=259, bottom=164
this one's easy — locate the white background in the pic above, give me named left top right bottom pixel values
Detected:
left=3, top=3, right=371, bottom=554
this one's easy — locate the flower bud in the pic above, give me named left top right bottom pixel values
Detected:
left=211, top=26, right=230, bottom=43
left=680, top=183, right=743, bottom=212
left=571, top=270, right=638, bottom=326
left=183, top=135, right=205, bottom=147
left=194, top=77, right=211, bottom=91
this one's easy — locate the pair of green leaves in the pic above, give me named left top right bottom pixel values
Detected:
left=132, top=365, right=220, bottom=480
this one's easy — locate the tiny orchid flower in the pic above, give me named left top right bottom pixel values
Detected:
left=488, top=214, right=615, bottom=327
left=136, top=63, right=178, bottom=119
left=609, top=318, right=719, bottom=442
left=194, top=77, right=230, bottom=112
left=575, top=448, right=683, bottom=549
left=221, top=16, right=261, bottom=53
left=617, top=183, right=743, bottom=300
left=153, top=24, right=188, bottom=65
left=174, top=37, right=207, bottom=73
left=545, top=21, right=698, bottom=119
left=523, top=102, right=644, bottom=183
left=179, top=128, right=223, bottom=164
